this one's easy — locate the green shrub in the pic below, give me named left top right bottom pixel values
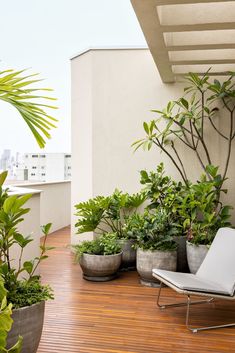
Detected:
left=73, top=233, right=122, bottom=260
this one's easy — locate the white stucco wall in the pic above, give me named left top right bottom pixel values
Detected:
left=16, top=181, right=71, bottom=233
left=71, top=48, right=235, bottom=242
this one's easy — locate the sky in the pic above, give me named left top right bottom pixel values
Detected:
left=0, top=0, right=146, bottom=154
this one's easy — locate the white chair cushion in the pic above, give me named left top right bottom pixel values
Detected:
left=197, top=228, right=235, bottom=296
left=152, top=269, right=230, bottom=295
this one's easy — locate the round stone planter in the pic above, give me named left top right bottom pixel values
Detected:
left=79, top=252, right=122, bottom=281
left=186, top=241, right=209, bottom=274
left=7, top=301, right=45, bottom=353
left=136, top=248, right=177, bottom=287
left=118, top=239, right=136, bottom=270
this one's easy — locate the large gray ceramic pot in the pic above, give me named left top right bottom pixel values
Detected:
left=118, top=239, right=136, bottom=270
left=186, top=241, right=209, bottom=274
left=7, top=301, right=45, bottom=353
left=137, top=248, right=177, bottom=287
left=79, top=252, right=122, bottom=281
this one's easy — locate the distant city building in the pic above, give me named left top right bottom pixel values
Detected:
left=0, top=150, right=71, bottom=182
left=16, top=153, right=71, bottom=182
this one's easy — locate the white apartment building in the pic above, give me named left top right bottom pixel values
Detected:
left=16, top=153, right=71, bottom=182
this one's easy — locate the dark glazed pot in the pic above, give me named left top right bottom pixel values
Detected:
left=118, top=239, right=136, bottom=270
left=173, top=235, right=189, bottom=272
left=7, top=301, right=45, bottom=353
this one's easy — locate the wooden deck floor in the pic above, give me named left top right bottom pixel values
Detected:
left=37, top=227, right=235, bottom=353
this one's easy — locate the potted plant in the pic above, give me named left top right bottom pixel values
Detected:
left=140, top=163, right=188, bottom=272
left=0, top=277, right=22, bottom=353
left=131, top=208, right=177, bottom=287
left=73, top=232, right=122, bottom=281
left=179, top=166, right=233, bottom=273
left=0, top=171, right=53, bottom=353
left=75, top=189, right=146, bottom=269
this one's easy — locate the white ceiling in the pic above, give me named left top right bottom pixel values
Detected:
left=131, top=0, right=235, bottom=82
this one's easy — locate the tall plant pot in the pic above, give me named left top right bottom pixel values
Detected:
left=79, top=252, right=122, bottom=281
left=186, top=241, right=209, bottom=274
left=118, top=239, right=136, bottom=270
left=174, top=235, right=189, bottom=273
left=7, top=301, right=45, bottom=353
left=137, top=248, right=177, bottom=287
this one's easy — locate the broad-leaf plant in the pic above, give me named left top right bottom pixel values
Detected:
left=0, top=276, right=22, bottom=352
left=0, top=171, right=53, bottom=309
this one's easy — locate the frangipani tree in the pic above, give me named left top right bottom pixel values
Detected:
left=133, top=71, right=235, bottom=189
left=0, top=69, right=57, bottom=148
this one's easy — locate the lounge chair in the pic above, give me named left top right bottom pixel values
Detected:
left=152, top=228, right=235, bottom=333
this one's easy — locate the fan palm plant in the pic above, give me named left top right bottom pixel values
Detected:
left=0, top=69, right=57, bottom=148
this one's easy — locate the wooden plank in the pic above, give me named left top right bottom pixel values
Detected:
left=37, top=227, right=235, bottom=353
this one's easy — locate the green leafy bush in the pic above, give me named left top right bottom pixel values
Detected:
left=75, top=189, right=146, bottom=239
left=7, top=280, right=53, bottom=310
left=140, top=163, right=233, bottom=245
left=130, top=208, right=178, bottom=251
left=0, top=171, right=54, bottom=308
left=0, top=277, right=22, bottom=352
left=73, top=233, right=122, bottom=260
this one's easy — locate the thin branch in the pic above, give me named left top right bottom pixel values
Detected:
left=222, top=111, right=234, bottom=181
left=153, top=139, right=188, bottom=186
left=171, top=141, right=188, bottom=181
left=208, top=116, right=228, bottom=140
left=170, top=130, right=195, bottom=150
left=192, top=120, right=212, bottom=165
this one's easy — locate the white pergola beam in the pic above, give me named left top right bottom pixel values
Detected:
left=167, top=43, right=235, bottom=51
left=131, top=0, right=175, bottom=82
left=156, top=0, right=233, bottom=4
left=162, top=22, right=235, bottom=32
left=171, top=59, right=235, bottom=65
left=131, top=0, right=235, bottom=83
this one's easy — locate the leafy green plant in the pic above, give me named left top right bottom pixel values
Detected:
left=0, top=69, right=57, bottom=148
left=73, top=233, right=122, bottom=261
left=133, top=71, right=235, bottom=189
left=0, top=171, right=53, bottom=308
left=139, top=163, right=232, bottom=245
left=130, top=208, right=178, bottom=251
left=0, top=277, right=22, bottom=352
left=180, top=168, right=232, bottom=245
left=75, top=189, right=146, bottom=239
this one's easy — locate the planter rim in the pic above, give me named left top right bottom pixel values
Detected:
left=186, top=241, right=210, bottom=248
left=81, top=252, right=123, bottom=258
left=137, top=247, right=177, bottom=253
left=12, top=300, right=45, bottom=313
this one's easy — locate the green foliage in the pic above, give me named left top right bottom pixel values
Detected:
left=0, top=171, right=53, bottom=309
left=0, top=69, right=58, bottom=149
left=133, top=72, right=235, bottom=188
left=7, top=279, right=53, bottom=310
left=141, top=163, right=232, bottom=245
left=140, top=163, right=184, bottom=222
left=0, top=277, right=22, bottom=352
left=73, top=233, right=122, bottom=260
left=75, top=189, right=146, bottom=239
left=131, top=209, right=178, bottom=251
left=180, top=172, right=232, bottom=245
